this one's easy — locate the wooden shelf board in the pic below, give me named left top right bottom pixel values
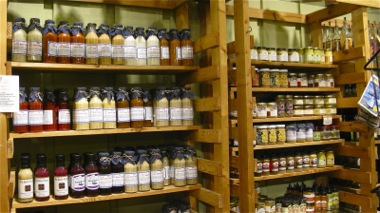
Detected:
left=230, top=115, right=341, bottom=125
left=254, top=165, right=343, bottom=181
left=9, top=126, right=200, bottom=139
left=254, top=139, right=344, bottom=150
left=229, top=87, right=341, bottom=93
left=375, top=140, right=380, bottom=145
left=12, top=184, right=201, bottom=209
left=228, top=59, right=338, bottom=69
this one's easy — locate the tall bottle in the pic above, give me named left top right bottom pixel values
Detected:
left=124, top=150, right=138, bottom=193
left=146, top=26, right=160, bottom=65
left=43, top=88, right=57, bottom=131
left=130, top=87, right=144, bottom=128
left=84, top=153, right=99, bottom=197
left=85, top=23, right=99, bottom=65
left=70, top=22, right=86, bottom=64
left=110, top=24, right=125, bottom=65
left=34, top=154, right=50, bottom=201
left=327, top=21, right=333, bottom=51
left=89, top=87, right=103, bottom=129
left=27, top=18, right=43, bottom=62
left=340, top=17, right=353, bottom=50
left=181, top=87, right=194, bottom=126
left=69, top=153, right=85, bottom=198
left=116, top=87, right=130, bottom=128
left=332, top=20, right=341, bottom=52
left=54, top=154, right=68, bottom=200
left=169, top=87, right=183, bottom=126
left=158, top=28, right=170, bottom=65
left=169, top=28, right=182, bottom=65
left=28, top=87, right=44, bottom=132
left=180, top=28, right=194, bottom=66
left=98, top=152, right=112, bottom=195
left=57, top=21, right=71, bottom=63
left=97, top=24, right=112, bottom=65
left=42, top=19, right=57, bottom=63
left=142, top=88, right=153, bottom=127
left=73, top=87, right=89, bottom=130
left=13, top=87, right=29, bottom=133
left=12, top=17, right=27, bottom=62
left=102, top=87, right=116, bottom=129
left=322, top=24, right=328, bottom=50
left=123, top=26, right=137, bottom=65
left=135, top=27, right=147, bottom=65
left=18, top=153, right=33, bottom=203
left=57, top=88, right=71, bottom=131
left=111, top=151, right=124, bottom=193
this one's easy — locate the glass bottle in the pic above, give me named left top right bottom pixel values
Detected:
left=102, top=87, right=116, bottom=129
left=35, top=154, right=50, bottom=201
left=13, top=87, right=29, bottom=133
left=322, top=24, right=328, bottom=50
left=332, top=20, right=341, bottom=52
left=149, top=149, right=164, bottom=190
left=146, top=26, right=160, bottom=65
left=135, top=27, right=147, bottom=65
left=57, top=88, right=71, bottom=131
left=180, top=28, right=194, bottom=66
left=142, top=88, right=153, bottom=127
left=169, top=28, right=181, bottom=65
left=130, top=87, right=144, bottom=128
left=69, top=153, right=85, bottom=198
left=161, top=147, right=170, bottom=186
left=28, top=87, right=44, bottom=132
left=12, top=17, right=27, bottom=62
left=73, top=87, right=89, bottom=130
left=85, top=23, right=99, bottom=65
left=42, top=19, right=57, bottom=63
left=70, top=22, right=86, bottom=64
left=18, top=153, right=33, bottom=203
left=54, top=154, right=68, bottom=200
left=124, top=150, right=138, bottom=193
left=84, top=153, right=99, bottom=197
left=111, top=151, right=124, bottom=193
left=43, top=88, right=57, bottom=131
left=340, top=17, right=353, bottom=50
left=27, top=18, right=43, bottom=62
left=110, top=24, right=125, bottom=65
left=137, top=149, right=151, bottom=192
left=185, top=146, right=197, bottom=185
left=154, top=87, right=169, bottom=127
left=173, top=147, right=186, bottom=187
left=181, top=87, right=194, bottom=126
left=169, top=87, right=183, bottom=126
left=57, top=21, right=71, bottom=63
left=123, top=26, right=137, bottom=65
left=89, top=87, right=103, bottom=129
left=158, top=28, right=170, bottom=65
left=347, top=24, right=354, bottom=48
left=97, top=152, right=112, bottom=195
left=116, top=87, right=130, bottom=128
left=97, top=24, right=112, bottom=65
left=327, top=21, right=333, bottom=51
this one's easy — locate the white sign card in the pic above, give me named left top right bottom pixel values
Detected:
left=0, top=75, right=19, bottom=112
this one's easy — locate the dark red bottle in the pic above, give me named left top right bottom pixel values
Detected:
left=111, top=151, right=124, bottom=193
left=54, top=154, right=68, bottom=200
left=69, top=153, right=85, bottom=198
left=34, top=154, right=50, bottom=201
left=98, top=152, right=112, bottom=195
left=84, top=153, right=99, bottom=197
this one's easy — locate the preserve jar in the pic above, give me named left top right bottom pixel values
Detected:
left=285, top=95, right=293, bottom=117
left=116, top=87, right=130, bottom=128
left=73, top=87, right=89, bottom=130
left=13, top=87, right=28, bottom=133
left=135, top=27, right=147, bottom=65
left=321, top=126, right=331, bottom=140
left=142, top=89, right=153, bottom=127
left=277, top=48, right=288, bottom=62
left=42, top=19, right=57, bottom=63
left=270, top=69, right=280, bottom=87
left=137, top=149, right=151, bottom=191
left=130, top=87, right=144, bottom=128
left=289, top=49, right=300, bottom=63
left=158, top=28, right=170, bottom=65
left=97, top=152, right=112, bottom=195
left=57, top=88, right=71, bottom=131
left=288, top=73, right=298, bottom=87
left=43, top=88, right=57, bottom=131
left=111, top=151, right=124, bottom=193
left=331, top=125, right=340, bottom=139
left=279, top=69, right=288, bottom=87
left=28, top=87, right=44, bottom=132
left=293, top=95, right=304, bottom=106
left=267, top=102, right=277, bottom=118
left=70, top=22, right=85, bottom=64
left=150, top=149, right=164, bottom=189
left=276, top=95, right=285, bottom=118
left=286, top=154, right=295, bottom=173
left=256, top=125, right=268, bottom=145
left=325, top=104, right=337, bottom=115
left=27, top=18, right=43, bottom=62
left=304, top=96, right=314, bottom=105
left=314, top=96, right=325, bottom=105
left=310, top=151, right=317, bottom=168
left=181, top=28, right=194, bottom=66
left=286, top=123, right=297, bottom=143
left=123, top=26, right=137, bottom=65
left=304, top=47, right=314, bottom=63
left=35, top=154, right=50, bottom=201
left=270, top=155, right=279, bottom=174
left=169, top=28, right=182, bottom=65
left=97, top=24, right=112, bottom=65
left=293, top=105, right=304, bottom=117
left=102, top=87, right=116, bottom=129
left=18, top=153, right=33, bottom=203
left=88, top=87, right=103, bottom=129
left=257, top=102, right=267, bottom=118
left=259, top=68, right=270, bottom=87
left=185, top=146, right=197, bottom=185
left=251, top=47, right=258, bottom=60
left=54, top=154, right=68, bottom=200
left=304, top=105, right=314, bottom=116
left=306, top=123, right=314, bottom=142
left=314, top=48, right=322, bottom=64
left=295, top=152, right=303, bottom=172
left=276, top=124, right=286, bottom=144
left=154, top=87, right=169, bottom=126
left=317, top=150, right=326, bottom=168
left=257, top=47, right=268, bottom=61
left=303, top=153, right=310, bottom=170
left=69, top=153, right=85, bottom=198
left=297, top=73, right=308, bottom=87
left=169, top=88, right=183, bottom=126
left=12, top=17, right=27, bottom=62
left=314, top=105, right=325, bottom=115
left=84, top=153, right=99, bottom=197
left=123, top=150, right=138, bottom=193
left=278, top=154, right=287, bottom=173
left=268, top=125, right=277, bottom=145
left=57, top=21, right=70, bottom=63
left=181, top=87, right=194, bottom=126
left=110, top=24, right=125, bottom=65
left=262, top=156, right=270, bottom=175
left=319, top=49, right=325, bottom=64
left=325, top=74, right=335, bottom=87
left=85, top=23, right=99, bottom=65
left=255, top=158, right=262, bottom=176
left=146, top=26, right=160, bottom=66
left=313, top=126, right=321, bottom=141
left=296, top=123, right=306, bottom=143
left=268, top=47, right=277, bottom=61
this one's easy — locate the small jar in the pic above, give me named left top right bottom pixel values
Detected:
left=279, top=69, right=289, bottom=88
left=257, top=102, right=268, bottom=119
left=314, top=96, right=325, bottom=105
left=278, top=155, right=287, bottom=174
left=276, top=124, right=286, bottom=144
left=308, top=75, right=315, bottom=87
left=319, top=49, right=325, bottom=64
left=270, top=155, right=279, bottom=174
left=313, top=126, right=321, bottom=141
left=286, top=155, right=295, bottom=173
left=294, top=105, right=304, bottom=117
left=277, top=48, right=288, bottom=62
left=270, top=69, right=280, bottom=87
left=325, top=49, right=333, bottom=64
left=304, top=105, right=314, bottom=116
left=317, top=150, right=326, bottom=168
left=257, top=47, right=269, bottom=61
left=265, top=199, right=276, bottom=213
left=289, top=49, right=300, bottom=63
left=252, top=67, right=260, bottom=87
left=293, top=95, right=304, bottom=106
left=304, top=47, right=314, bottom=63
left=314, top=105, right=326, bottom=115
left=324, top=94, right=337, bottom=105
left=303, top=153, right=310, bottom=170
left=256, top=125, right=268, bottom=145
left=286, top=123, right=297, bottom=143
left=305, top=123, right=314, bottom=142
left=267, top=102, right=278, bottom=118
left=299, top=48, right=305, bottom=63
left=259, top=68, right=271, bottom=87
left=321, top=126, right=331, bottom=140
left=314, top=74, right=326, bottom=87
left=268, top=47, right=277, bottom=61
left=325, top=74, right=335, bottom=87
left=310, top=152, right=318, bottom=168
left=304, top=96, right=314, bottom=105
left=325, top=104, right=337, bottom=115
left=285, top=95, right=293, bottom=117
left=296, top=123, right=306, bottom=143
left=268, top=125, right=277, bottom=145
left=251, top=47, right=258, bottom=60
left=288, top=73, right=298, bottom=87
left=262, top=156, right=270, bottom=176
left=313, top=48, right=321, bottom=64
left=297, top=73, right=308, bottom=87
left=295, top=153, right=303, bottom=172
left=255, top=158, right=263, bottom=177
left=331, top=125, right=340, bottom=139
left=276, top=95, right=286, bottom=118
left=326, top=151, right=335, bottom=167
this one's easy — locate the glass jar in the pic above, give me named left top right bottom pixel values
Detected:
left=42, top=19, right=57, bottom=63
left=268, top=125, right=277, bottom=145
left=268, top=47, right=277, bottom=61
left=304, top=47, right=314, bottom=63
left=294, top=105, right=304, bottom=117
left=319, top=49, right=325, bottom=64
left=277, top=48, right=288, bottom=62
left=89, top=87, right=103, bottom=129
left=308, top=75, right=315, bottom=87
left=101, top=87, right=117, bottom=129
left=13, top=87, right=28, bottom=133
left=313, top=126, right=321, bottom=141
left=324, top=94, right=337, bottom=105
left=97, top=24, right=112, bottom=65
left=73, top=87, right=89, bottom=130
left=325, top=48, right=333, bottom=64
left=276, top=124, right=286, bottom=144
left=70, top=22, right=86, bottom=64
left=295, top=152, right=303, bottom=172
left=169, top=88, right=182, bottom=126
left=325, top=104, right=337, bottom=115
left=296, top=123, right=306, bottom=143
left=12, top=17, right=27, bottom=62
left=28, top=87, right=44, bottom=132
left=130, top=87, right=144, bottom=128
left=154, top=87, right=169, bottom=127
left=314, top=48, right=321, bottom=64
left=267, top=102, right=277, bottom=118
left=314, top=96, right=325, bottom=105
left=289, top=49, right=300, bottom=63
left=298, top=73, right=308, bottom=87
left=169, top=28, right=181, bottom=65
left=314, top=105, right=326, bottom=115
left=288, top=73, right=298, bottom=87
left=317, top=150, right=326, bottom=168
left=97, top=152, right=112, bottom=195
left=149, top=149, right=164, bottom=189
left=256, top=125, right=268, bottom=145
left=262, top=156, right=270, bottom=176
left=27, top=18, right=43, bottom=62
left=116, top=87, right=130, bottom=128
left=299, top=48, right=305, bottom=63
left=310, top=152, right=318, bottom=168
left=286, top=154, right=295, bottom=173
left=325, top=74, right=335, bottom=87
left=43, top=88, right=57, bottom=131
left=304, top=96, right=314, bottom=105
left=251, top=47, right=258, bottom=60
left=257, top=47, right=268, bottom=61
left=285, top=95, right=293, bottom=117
left=306, top=123, right=314, bottom=142
left=279, top=155, right=287, bottom=174
left=85, top=23, right=99, bottom=65
left=146, top=26, right=160, bottom=66
left=110, top=24, right=125, bottom=65
left=326, top=151, right=335, bottom=167
left=142, top=89, right=154, bottom=127
left=279, top=69, right=288, bottom=88
left=158, top=28, right=170, bottom=65
left=270, top=69, right=280, bottom=87
left=304, top=105, right=314, bottom=116
left=303, top=153, right=310, bottom=170
left=181, top=87, right=195, bottom=126
left=259, top=68, right=271, bottom=87
left=270, top=155, right=279, bottom=175
left=294, top=95, right=304, bottom=106
left=321, top=126, right=331, bottom=140
left=314, top=74, right=326, bottom=87
left=276, top=95, right=286, bottom=118
left=257, top=102, right=268, bottom=119
left=252, top=67, right=260, bottom=87
left=181, top=28, right=194, bottom=66
left=286, top=123, right=297, bottom=143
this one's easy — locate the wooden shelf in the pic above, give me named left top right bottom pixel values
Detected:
left=254, top=165, right=343, bottom=181
left=230, top=115, right=341, bottom=125
left=229, top=87, right=341, bottom=93
left=9, top=126, right=200, bottom=139
left=375, top=140, right=380, bottom=145
left=228, top=59, right=338, bottom=70
left=12, top=184, right=201, bottom=209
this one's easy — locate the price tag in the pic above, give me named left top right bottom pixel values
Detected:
left=323, top=116, right=333, bottom=125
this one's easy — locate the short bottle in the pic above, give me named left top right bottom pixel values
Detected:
left=54, top=154, right=68, bottom=200
left=69, top=153, right=85, bottom=198
left=84, top=153, right=99, bottom=197
left=34, top=154, right=50, bottom=201
left=18, top=153, right=34, bottom=203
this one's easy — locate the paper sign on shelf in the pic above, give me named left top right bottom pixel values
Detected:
left=0, top=75, right=19, bottom=112
left=323, top=116, right=333, bottom=126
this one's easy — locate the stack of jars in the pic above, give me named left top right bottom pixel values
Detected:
left=288, top=73, right=335, bottom=88
left=258, top=68, right=288, bottom=88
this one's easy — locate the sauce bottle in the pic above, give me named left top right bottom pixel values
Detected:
left=169, top=28, right=181, bottom=65
left=28, top=87, right=44, bottom=132
left=73, top=87, right=89, bottom=130
left=169, top=87, right=182, bottom=126
left=70, top=22, right=86, bottom=64
left=42, top=19, right=57, bottom=63
left=43, top=88, right=57, bottom=131
left=85, top=23, right=99, bottom=65
left=13, top=87, right=29, bottom=133
left=137, top=149, right=151, bottom=191
left=130, top=87, right=144, bottom=128
left=102, top=87, right=116, bottom=129
left=57, top=21, right=71, bottom=64
left=157, top=28, right=170, bottom=65
left=154, top=87, right=169, bottom=127
left=12, top=17, right=27, bottom=62
left=27, top=18, right=43, bottom=62
left=84, top=153, right=99, bottom=197
left=146, top=26, right=160, bottom=66
left=149, top=148, right=164, bottom=189
left=143, top=88, right=153, bottom=127
left=116, top=87, right=130, bottom=128
left=135, top=27, right=147, bottom=66
left=34, top=154, right=50, bottom=201
left=97, top=24, right=112, bottom=65
left=17, top=153, right=33, bottom=203
left=124, top=150, right=138, bottom=193
left=57, top=88, right=71, bottom=131
left=98, top=152, right=112, bottom=195
left=69, top=153, right=85, bottom=198
left=180, top=28, right=194, bottom=66
left=123, top=26, right=136, bottom=65
left=110, top=24, right=125, bottom=65
left=181, top=87, right=194, bottom=126
left=54, top=154, right=68, bottom=200
left=111, top=151, right=124, bottom=193
left=89, top=87, right=103, bottom=129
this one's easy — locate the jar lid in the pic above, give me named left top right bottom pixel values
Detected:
left=325, top=74, right=333, bottom=77
left=304, top=95, right=313, bottom=99
left=279, top=69, right=288, bottom=72
left=267, top=125, right=277, bottom=128
left=316, top=73, right=325, bottom=77
left=276, top=124, right=285, bottom=128
left=285, top=95, right=293, bottom=98
left=294, top=95, right=304, bottom=99
left=314, top=95, right=324, bottom=98
left=270, top=69, right=280, bottom=72
left=294, top=105, right=304, bottom=109
left=267, top=102, right=276, bottom=105
left=298, top=73, right=307, bottom=76
left=259, top=68, right=270, bottom=72
left=309, top=74, right=315, bottom=77
left=325, top=94, right=336, bottom=98
left=256, top=125, right=268, bottom=129
left=289, top=73, right=297, bottom=76
left=276, top=95, right=285, bottom=98
left=304, top=105, right=314, bottom=109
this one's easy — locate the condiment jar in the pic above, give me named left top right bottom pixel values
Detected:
left=101, top=87, right=116, bottom=129
left=324, top=94, right=337, bottom=105
left=169, top=28, right=182, bottom=65
left=257, top=102, right=268, bottom=119
left=137, top=149, right=151, bottom=191
left=154, top=87, right=170, bottom=126
left=110, top=24, right=125, bottom=65
left=255, top=158, right=263, bottom=177
left=314, top=74, right=326, bottom=87
left=149, top=149, right=164, bottom=189
left=303, top=152, right=310, bottom=170
left=28, top=87, right=44, bottom=132
left=325, top=74, right=335, bottom=87
left=259, top=68, right=270, bottom=87
left=308, top=75, right=315, bottom=87
left=277, top=48, right=288, bottom=62
left=297, top=73, right=308, bottom=87
left=276, top=124, right=286, bottom=144
left=181, top=88, right=194, bottom=126
left=57, top=88, right=71, bottom=131
left=267, top=102, right=277, bottom=118
left=158, top=28, right=170, bottom=65
left=123, top=150, right=138, bottom=193
left=268, top=125, right=277, bottom=145
left=295, top=152, right=303, bottom=172
left=12, top=17, right=27, bottom=62
left=297, top=123, right=306, bottom=143
left=270, top=69, right=280, bottom=87
left=146, top=26, right=160, bottom=66
left=288, top=73, right=298, bottom=87
left=85, top=23, right=99, bottom=65
left=314, top=96, right=325, bottom=105
left=304, top=105, right=314, bottom=116
left=97, top=24, right=112, bottom=65
left=43, top=88, right=57, bottom=131
left=294, top=105, right=304, bottom=117
left=325, top=48, right=333, bottom=64
left=286, top=123, right=297, bottom=143
left=251, top=47, right=258, bottom=60
left=116, top=87, right=130, bottom=128
left=13, top=87, right=29, bottom=133
left=286, top=154, right=295, bottom=173
left=262, top=155, right=270, bottom=175
left=169, top=87, right=183, bottom=126
left=142, top=88, right=154, bottom=127
left=268, top=47, right=277, bottom=61
left=285, top=95, right=293, bottom=117
left=97, top=152, right=112, bottom=195
left=185, top=146, right=197, bottom=185
left=123, top=26, right=137, bottom=65
left=310, top=151, right=318, bottom=168
left=313, top=126, right=321, bottom=141
left=294, top=95, right=304, bottom=106
left=289, top=49, right=300, bottom=63
left=278, top=154, right=287, bottom=174
left=279, top=69, right=288, bottom=87
left=27, top=18, right=43, bottom=62
left=257, top=47, right=268, bottom=61
left=314, top=47, right=321, bottom=64
left=42, top=19, right=57, bottom=63
left=276, top=95, right=285, bottom=118
left=326, top=150, right=335, bottom=167
left=73, top=87, right=89, bottom=130
left=69, top=153, right=85, bottom=198
left=57, top=21, right=71, bottom=63
left=34, top=154, right=50, bottom=201
left=256, top=125, right=268, bottom=145
left=70, top=22, right=86, bottom=64
left=88, top=87, right=103, bottom=129
left=18, top=153, right=34, bottom=203
left=54, top=154, right=68, bottom=200
left=270, top=155, right=279, bottom=175
left=304, top=47, right=314, bottom=63
left=172, top=147, right=186, bottom=186
left=84, top=153, right=99, bottom=197
left=317, top=150, right=326, bottom=168
left=111, top=151, right=124, bottom=193
left=130, top=87, right=144, bottom=128
left=306, top=123, right=314, bottom=142
left=180, top=28, right=194, bottom=66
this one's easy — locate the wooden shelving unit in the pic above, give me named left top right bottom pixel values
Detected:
left=229, top=115, right=342, bottom=126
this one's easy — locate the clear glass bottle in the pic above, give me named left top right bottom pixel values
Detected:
left=123, top=26, right=137, bottom=65
left=146, top=26, right=160, bottom=65
left=12, top=17, right=28, bottom=62
left=97, top=24, right=112, bottom=65
left=101, top=87, right=116, bottom=129
left=73, top=87, right=89, bottom=130
left=110, top=24, right=125, bottom=65
left=135, top=27, right=147, bottom=65
left=332, top=20, right=341, bottom=52
left=18, top=153, right=34, bottom=203
left=70, top=22, right=86, bottom=64
left=42, top=19, right=57, bottom=63
left=85, top=23, right=99, bottom=65
left=154, top=87, right=169, bottom=127
left=89, top=87, right=103, bottom=129
left=27, top=18, right=43, bottom=62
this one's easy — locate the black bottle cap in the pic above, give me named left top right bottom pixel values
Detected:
left=56, top=154, right=65, bottom=167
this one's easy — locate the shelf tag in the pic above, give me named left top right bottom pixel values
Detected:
left=323, top=116, right=333, bottom=125
left=0, top=75, right=19, bottom=112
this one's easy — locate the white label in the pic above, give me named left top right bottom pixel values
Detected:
left=117, top=108, right=131, bottom=122
left=112, top=173, right=124, bottom=187
left=70, top=43, right=85, bottom=57
left=144, top=106, right=153, bottom=121
left=29, top=110, right=43, bottom=125
left=43, top=110, right=53, bottom=125
left=323, top=116, right=333, bottom=125
left=164, top=166, right=170, bottom=180
left=182, top=107, right=194, bottom=120
left=170, top=107, right=182, bottom=120
left=98, top=44, right=112, bottom=57
left=155, top=107, right=169, bottom=121
left=176, top=47, right=182, bottom=60
left=99, top=174, right=112, bottom=189
left=169, top=166, right=174, bottom=178
left=286, top=130, right=297, bottom=141
left=175, top=167, right=185, bottom=180
left=138, top=171, right=150, bottom=184
left=258, top=51, right=268, bottom=61
left=290, top=52, right=300, bottom=62
left=12, top=40, right=27, bottom=54
left=181, top=46, right=193, bottom=59
left=161, top=46, right=169, bottom=59
left=89, top=108, right=103, bottom=122
left=54, top=176, right=68, bottom=196
left=74, top=109, right=89, bottom=124
left=124, top=172, right=138, bottom=186
left=112, top=45, right=125, bottom=58
left=86, top=44, right=99, bottom=58
left=58, top=109, right=70, bottom=124
left=268, top=51, right=277, bottom=61
left=124, top=46, right=136, bottom=58
left=147, top=46, right=160, bottom=58
left=35, top=177, right=50, bottom=197
left=48, top=41, right=58, bottom=56
left=85, top=172, right=99, bottom=190
left=186, top=166, right=197, bottom=179
left=13, top=110, right=28, bottom=126
left=250, top=49, right=258, bottom=60
left=326, top=98, right=336, bottom=104
left=131, top=107, right=144, bottom=121
left=297, top=129, right=306, bottom=139
left=137, top=48, right=147, bottom=59
left=70, top=174, right=85, bottom=191
left=18, top=179, right=33, bottom=199
left=27, top=41, right=42, bottom=56
left=103, top=108, right=116, bottom=122
left=57, top=42, right=70, bottom=57
left=151, top=170, right=163, bottom=183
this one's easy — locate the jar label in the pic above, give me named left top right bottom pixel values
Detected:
left=151, top=170, right=164, bottom=183
left=327, top=158, right=334, bottom=166
left=186, top=166, right=197, bottom=179
left=112, top=45, right=125, bottom=58
left=58, top=109, right=71, bottom=124
left=98, top=44, right=112, bottom=58
left=279, top=160, right=286, bottom=170
left=175, top=47, right=182, bottom=60
left=304, top=109, right=313, bottom=115
left=71, top=174, right=85, bottom=191
left=131, top=106, right=144, bottom=121
left=175, top=167, right=185, bottom=180
left=297, top=158, right=303, bottom=168
left=138, top=171, right=150, bottom=184
left=268, top=51, right=277, bottom=61
left=144, top=106, right=153, bottom=121
left=170, top=107, right=182, bottom=120
left=124, top=172, right=138, bottom=186
left=181, top=46, right=193, bottom=59
left=182, top=107, right=194, bottom=120
left=164, top=166, right=170, bottom=180
left=85, top=172, right=99, bottom=190
left=99, top=174, right=112, bottom=189
left=258, top=51, right=268, bottom=60
left=74, top=109, right=89, bottom=124
left=136, top=47, right=147, bottom=59
left=326, top=98, right=336, bottom=104
left=27, top=41, right=42, bottom=56
left=86, top=44, right=99, bottom=58
left=112, top=173, right=124, bottom=187
left=29, top=110, right=44, bottom=125
left=70, top=43, right=85, bottom=57
left=43, top=109, right=53, bottom=125
left=54, top=176, right=68, bottom=196
left=271, top=161, right=279, bottom=171
left=286, top=129, right=296, bottom=142
left=250, top=49, right=258, bottom=60
left=161, top=46, right=170, bottom=59
left=117, top=108, right=131, bottom=122
left=147, top=46, right=160, bottom=58
left=287, top=159, right=295, bottom=170
left=18, top=179, right=33, bottom=199
left=57, top=42, right=71, bottom=57
left=156, top=107, right=169, bottom=121
left=103, top=108, right=116, bottom=122
left=277, top=53, right=288, bottom=62
left=12, top=40, right=27, bottom=54
left=124, top=46, right=136, bottom=58
left=262, top=162, right=270, bottom=172
left=48, top=41, right=58, bottom=56
left=13, top=110, right=28, bottom=126
left=89, top=108, right=104, bottom=122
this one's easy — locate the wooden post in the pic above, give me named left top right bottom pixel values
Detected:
left=175, top=2, right=189, bottom=29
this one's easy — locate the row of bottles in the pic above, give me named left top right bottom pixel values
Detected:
left=322, top=18, right=353, bottom=52
left=369, top=21, right=380, bottom=56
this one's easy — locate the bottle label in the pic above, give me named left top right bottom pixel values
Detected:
left=57, top=42, right=71, bottom=57
left=175, top=167, right=185, bottom=180
left=170, top=107, right=182, bottom=120
left=287, top=160, right=294, bottom=170
left=124, top=172, right=138, bottom=186
left=124, top=46, right=136, bottom=58
left=137, top=47, right=147, bottom=59
left=86, top=44, right=99, bottom=58
left=98, top=44, right=112, bottom=58
left=181, top=46, right=193, bottom=59
left=144, top=106, right=153, bottom=121
left=18, top=179, right=33, bottom=199
left=112, top=173, right=124, bottom=187
left=327, top=158, right=334, bottom=166
left=13, top=110, right=28, bottom=126
left=182, top=107, right=194, bottom=120
left=85, top=172, right=99, bottom=190
left=169, top=166, right=174, bottom=178
left=130, top=106, right=144, bottom=121
left=74, top=109, right=89, bottom=124
left=161, top=46, right=169, bottom=59
left=35, top=177, right=50, bottom=197
left=48, top=41, right=58, bottom=56
left=27, top=41, right=42, bottom=56
left=112, top=45, right=125, bottom=58
left=186, top=166, right=197, bottom=179
left=117, top=108, right=131, bottom=122
left=12, top=40, right=27, bottom=54
left=43, top=109, right=53, bottom=125
left=176, top=47, right=182, bottom=60
left=99, top=174, right=112, bottom=189
left=58, top=109, right=71, bottom=124
left=89, top=108, right=103, bottom=122
left=54, top=176, right=68, bottom=196
left=138, top=171, right=150, bottom=184
left=155, top=107, right=169, bottom=121
left=70, top=43, right=85, bottom=57
left=70, top=174, right=85, bottom=191
left=164, top=166, right=170, bottom=180
left=29, top=110, right=44, bottom=125
left=151, top=170, right=163, bottom=183
left=103, top=108, right=116, bottom=122
left=147, top=46, right=160, bottom=58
